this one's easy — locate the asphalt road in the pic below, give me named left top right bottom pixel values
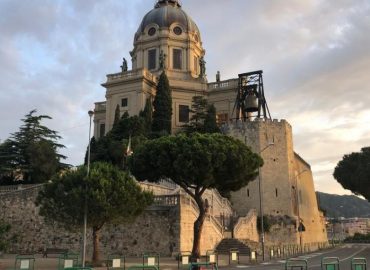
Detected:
left=0, top=244, right=368, bottom=270
left=225, top=244, right=369, bottom=270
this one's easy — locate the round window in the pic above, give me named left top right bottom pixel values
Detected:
left=173, top=26, right=182, bottom=35
left=148, top=27, right=156, bottom=36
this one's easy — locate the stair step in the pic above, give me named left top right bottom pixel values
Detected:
left=215, top=238, right=252, bottom=255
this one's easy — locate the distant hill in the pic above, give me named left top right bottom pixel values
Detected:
left=316, top=192, right=370, bottom=218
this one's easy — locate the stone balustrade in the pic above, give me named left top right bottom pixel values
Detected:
left=208, top=79, right=238, bottom=90
left=106, top=69, right=155, bottom=83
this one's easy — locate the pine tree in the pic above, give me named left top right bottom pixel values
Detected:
left=152, top=72, right=172, bottom=134
left=185, top=96, right=220, bottom=134
left=185, top=96, right=208, bottom=133
left=0, top=110, right=67, bottom=184
left=36, top=162, right=153, bottom=263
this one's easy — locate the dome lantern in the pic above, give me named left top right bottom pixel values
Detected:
left=155, top=0, right=182, bottom=8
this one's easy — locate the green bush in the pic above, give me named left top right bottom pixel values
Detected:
left=0, top=220, right=11, bottom=252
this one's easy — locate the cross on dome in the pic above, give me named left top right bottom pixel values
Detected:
left=155, top=0, right=182, bottom=8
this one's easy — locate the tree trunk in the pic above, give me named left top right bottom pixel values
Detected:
left=92, top=226, right=101, bottom=264
left=191, top=194, right=209, bottom=260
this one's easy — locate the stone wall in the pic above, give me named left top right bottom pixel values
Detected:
left=0, top=185, right=230, bottom=257
left=229, top=119, right=295, bottom=218
left=178, top=195, right=224, bottom=255
left=0, top=185, right=180, bottom=257
left=265, top=224, right=297, bottom=245
left=233, top=209, right=258, bottom=242
left=227, top=119, right=328, bottom=246
left=293, top=154, right=328, bottom=244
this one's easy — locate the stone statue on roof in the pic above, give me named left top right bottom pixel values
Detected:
left=120, top=57, right=128, bottom=72
left=199, top=56, right=206, bottom=78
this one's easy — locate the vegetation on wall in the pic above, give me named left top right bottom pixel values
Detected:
left=256, top=215, right=296, bottom=233
left=257, top=215, right=272, bottom=233
left=0, top=220, right=11, bottom=252
left=36, top=162, right=153, bottom=263
left=334, top=147, right=370, bottom=201
left=129, top=133, right=262, bottom=259
left=0, top=110, right=67, bottom=185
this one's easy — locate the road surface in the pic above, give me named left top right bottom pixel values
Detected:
left=226, top=244, right=369, bottom=270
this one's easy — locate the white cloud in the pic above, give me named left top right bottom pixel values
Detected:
left=0, top=0, right=369, bottom=195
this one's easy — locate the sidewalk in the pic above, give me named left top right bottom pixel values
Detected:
left=0, top=253, right=290, bottom=270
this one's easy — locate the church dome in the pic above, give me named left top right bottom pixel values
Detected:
left=135, top=0, right=200, bottom=40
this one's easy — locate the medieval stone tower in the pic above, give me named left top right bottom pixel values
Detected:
left=228, top=120, right=327, bottom=245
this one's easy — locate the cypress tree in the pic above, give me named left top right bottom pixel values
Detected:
left=152, top=72, right=172, bottom=134
left=113, top=104, right=120, bottom=127
left=139, top=97, right=153, bottom=134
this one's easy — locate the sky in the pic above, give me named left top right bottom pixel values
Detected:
left=0, top=0, right=369, bottom=195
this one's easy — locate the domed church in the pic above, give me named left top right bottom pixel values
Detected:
left=0, top=0, right=329, bottom=256
left=93, top=0, right=328, bottom=252
left=93, top=0, right=233, bottom=137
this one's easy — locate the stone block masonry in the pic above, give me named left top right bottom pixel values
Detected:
left=0, top=185, right=180, bottom=257
left=227, top=119, right=328, bottom=246
left=0, top=184, right=232, bottom=256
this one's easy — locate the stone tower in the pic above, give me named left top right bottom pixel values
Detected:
left=228, top=119, right=327, bottom=244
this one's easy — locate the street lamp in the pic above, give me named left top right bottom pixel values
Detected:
left=82, top=110, right=94, bottom=267
left=295, top=169, right=308, bottom=252
left=258, top=142, right=274, bottom=261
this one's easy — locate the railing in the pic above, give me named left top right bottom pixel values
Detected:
left=94, top=102, right=106, bottom=112
left=208, top=79, right=238, bottom=90
left=139, top=181, right=176, bottom=195
left=210, top=188, right=233, bottom=215
left=0, top=184, right=45, bottom=194
left=181, top=194, right=224, bottom=236
left=153, top=195, right=179, bottom=206
left=233, top=209, right=257, bottom=236
left=207, top=214, right=224, bottom=236
left=157, top=178, right=178, bottom=190
left=106, top=69, right=155, bottom=83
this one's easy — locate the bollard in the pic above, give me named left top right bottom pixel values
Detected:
left=250, top=251, right=257, bottom=264
left=177, top=251, right=191, bottom=269
left=229, top=248, right=239, bottom=265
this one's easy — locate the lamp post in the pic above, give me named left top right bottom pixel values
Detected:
left=82, top=110, right=94, bottom=267
left=258, top=142, right=274, bottom=261
left=295, top=169, right=308, bottom=253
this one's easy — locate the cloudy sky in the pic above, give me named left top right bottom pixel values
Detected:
left=0, top=0, right=369, bottom=195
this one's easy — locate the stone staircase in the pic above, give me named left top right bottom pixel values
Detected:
left=239, top=239, right=260, bottom=252
left=215, top=238, right=251, bottom=255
